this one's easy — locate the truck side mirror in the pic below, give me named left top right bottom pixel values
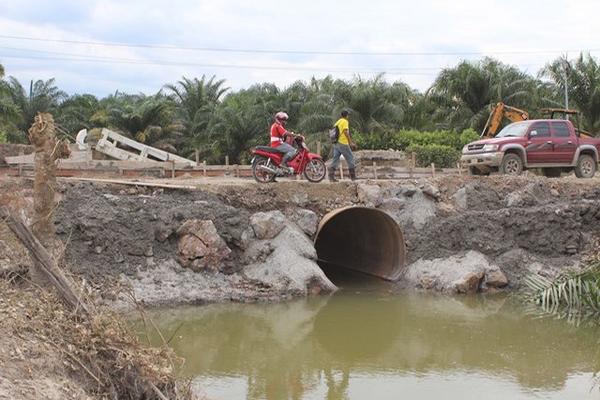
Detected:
left=529, top=130, right=538, bottom=137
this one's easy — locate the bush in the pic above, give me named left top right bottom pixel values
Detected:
left=354, top=128, right=479, bottom=152
left=406, top=144, right=461, bottom=168
left=0, top=130, right=6, bottom=144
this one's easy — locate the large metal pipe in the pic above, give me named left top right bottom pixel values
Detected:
left=314, top=207, right=406, bottom=281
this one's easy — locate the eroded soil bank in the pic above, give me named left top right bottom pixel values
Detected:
left=5, top=174, right=594, bottom=307
left=3, top=174, right=600, bottom=309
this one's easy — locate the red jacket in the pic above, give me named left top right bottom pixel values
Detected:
left=270, top=122, right=287, bottom=147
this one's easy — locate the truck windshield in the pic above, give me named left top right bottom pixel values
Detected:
left=496, top=122, right=532, bottom=138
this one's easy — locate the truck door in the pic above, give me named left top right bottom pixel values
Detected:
left=525, top=121, right=553, bottom=164
left=551, top=121, right=577, bottom=163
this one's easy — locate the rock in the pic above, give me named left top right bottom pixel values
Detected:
left=239, top=227, right=256, bottom=250
left=290, top=209, right=319, bottom=236
left=404, top=251, right=493, bottom=294
left=452, top=188, right=467, bottom=210
left=176, top=219, right=232, bottom=272
left=144, top=246, right=154, bottom=257
left=290, top=192, right=309, bottom=206
left=385, top=188, right=436, bottom=229
left=420, top=183, right=440, bottom=201
left=243, top=240, right=274, bottom=263
left=379, top=198, right=405, bottom=212
left=154, top=226, right=172, bottom=242
left=485, top=268, right=509, bottom=288
left=453, top=271, right=485, bottom=294
left=243, top=221, right=337, bottom=296
left=250, top=211, right=286, bottom=239
left=357, top=184, right=383, bottom=207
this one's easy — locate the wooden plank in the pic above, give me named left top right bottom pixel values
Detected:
left=59, top=176, right=198, bottom=190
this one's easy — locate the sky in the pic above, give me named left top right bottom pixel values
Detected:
left=0, top=0, right=599, bottom=98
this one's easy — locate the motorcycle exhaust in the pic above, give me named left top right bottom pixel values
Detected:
left=258, top=164, right=278, bottom=174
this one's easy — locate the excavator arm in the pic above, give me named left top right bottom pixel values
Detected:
left=480, top=102, right=529, bottom=138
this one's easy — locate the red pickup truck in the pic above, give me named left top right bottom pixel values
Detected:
left=461, top=119, right=600, bottom=178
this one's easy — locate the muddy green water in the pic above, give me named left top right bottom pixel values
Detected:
left=138, top=277, right=600, bottom=400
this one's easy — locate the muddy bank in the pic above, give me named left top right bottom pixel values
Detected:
left=39, top=175, right=600, bottom=307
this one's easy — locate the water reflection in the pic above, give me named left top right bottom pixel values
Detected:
left=137, top=292, right=600, bottom=400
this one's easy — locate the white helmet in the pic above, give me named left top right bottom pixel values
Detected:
left=275, top=111, right=289, bottom=122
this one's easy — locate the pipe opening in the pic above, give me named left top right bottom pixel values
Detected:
left=314, top=207, right=406, bottom=284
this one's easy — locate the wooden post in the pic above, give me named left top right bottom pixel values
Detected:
left=225, top=155, right=229, bottom=166
left=203, top=160, right=207, bottom=177
left=234, top=165, right=239, bottom=178
left=431, top=163, right=436, bottom=177
left=372, top=161, right=377, bottom=180
left=171, top=160, right=175, bottom=178
left=410, top=152, right=416, bottom=178
left=317, top=141, right=322, bottom=155
left=195, top=149, right=200, bottom=165
left=457, top=162, right=462, bottom=176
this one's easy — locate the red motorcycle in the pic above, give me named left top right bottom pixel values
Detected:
left=251, top=135, right=326, bottom=183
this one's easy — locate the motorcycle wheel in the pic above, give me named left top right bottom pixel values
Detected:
left=303, top=158, right=326, bottom=182
left=252, top=156, right=276, bottom=183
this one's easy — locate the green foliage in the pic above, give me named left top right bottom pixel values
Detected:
left=405, top=144, right=461, bottom=168
left=526, top=258, right=600, bottom=317
left=1, top=53, right=598, bottom=163
left=355, top=128, right=479, bottom=155
left=0, top=129, right=6, bottom=144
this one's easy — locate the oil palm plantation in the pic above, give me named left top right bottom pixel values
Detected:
left=107, top=94, right=184, bottom=153
left=542, top=54, right=600, bottom=134
left=2, top=77, right=66, bottom=142
left=164, top=75, right=229, bottom=155
left=427, top=58, right=540, bottom=132
left=55, top=94, right=100, bottom=138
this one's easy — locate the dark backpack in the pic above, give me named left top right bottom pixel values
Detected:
left=329, top=125, right=339, bottom=143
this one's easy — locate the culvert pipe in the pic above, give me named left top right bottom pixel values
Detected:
left=314, top=207, right=406, bottom=281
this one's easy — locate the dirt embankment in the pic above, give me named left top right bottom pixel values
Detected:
left=4, top=174, right=600, bottom=306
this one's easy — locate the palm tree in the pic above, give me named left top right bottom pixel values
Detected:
left=107, top=95, right=184, bottom=153
left=164, top=75, right=229, bottom=154
left=542, top=54, right=600, bottom=133
left=427, top=58, right=539, bottom=131
left=340, top=74, right=413, bottom=133
left=55, top=94, right=100, bottom=138
left=526, top=258, right=600, bottom=317
left=3, top=77, right=66, bottom=142
left=0, top=64, right=18, bottom=142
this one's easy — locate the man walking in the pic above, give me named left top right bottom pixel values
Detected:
left=329, top=109, right=357, bottom=182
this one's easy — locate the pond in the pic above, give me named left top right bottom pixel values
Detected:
left=137, top=275, right=600, bottom=400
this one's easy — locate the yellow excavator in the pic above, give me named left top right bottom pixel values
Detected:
left=480, top=102, right=529, bottom=138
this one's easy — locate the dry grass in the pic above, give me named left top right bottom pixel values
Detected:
left=0, top=280, right=195, bottom=400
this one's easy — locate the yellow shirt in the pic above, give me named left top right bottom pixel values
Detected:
left=334, top=117, right=349, bottom=145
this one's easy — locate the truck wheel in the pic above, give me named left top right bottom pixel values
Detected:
left=500, top=153, right=523, bottom=175
left=542, top=168, right=561, bottom=178
left=574, top=154, right=596, bottom=178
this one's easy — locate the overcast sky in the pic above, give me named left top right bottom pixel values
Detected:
left=1, top=0, right=598, bottom=97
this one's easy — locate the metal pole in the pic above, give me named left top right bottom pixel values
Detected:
left=563, top=55, right=569, bottom=117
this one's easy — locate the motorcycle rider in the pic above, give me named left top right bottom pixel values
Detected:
left=270, top=111, right=297, bottom=172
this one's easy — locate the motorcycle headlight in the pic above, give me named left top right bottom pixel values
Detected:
left=482, top=144, right=499, bottom=152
